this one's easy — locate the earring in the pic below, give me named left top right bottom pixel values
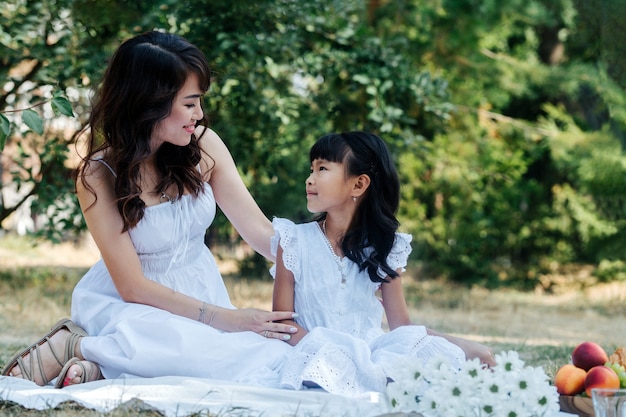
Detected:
left=352, top=196, right=357, bottom=202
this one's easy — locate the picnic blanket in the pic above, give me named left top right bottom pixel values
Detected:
left=0, top=375, right=388, bottom=416
left=0, top=375, right=580, bottom=416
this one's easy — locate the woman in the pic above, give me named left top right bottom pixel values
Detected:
left=1, top=31, right=297, bottom=388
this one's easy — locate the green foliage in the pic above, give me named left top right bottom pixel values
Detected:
left=0, top=0, right=86, bottom=237
left=237, top=252, right=273, bottom=281
left=51, top=94, right=75, bottom=118
left=21, top=109, right=44, bottom=135
left=2, top=0, right=626, bottom=288
left=0, top=114, right=9, bottom=150
left=546, top=108, right=626, bottom=264
left=399, top=113, right=557, bottom=286
left=0, top=93, right=74, bottom=151
left=595, top=260, right=626, bottom=283
left=158, top=0, right=457, bottom=230
left=389, top=0, right=626, bottom=286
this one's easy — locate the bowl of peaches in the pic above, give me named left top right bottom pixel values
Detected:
left=555, top=342, right=626, bottom=417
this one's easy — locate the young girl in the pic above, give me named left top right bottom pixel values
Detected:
left=271, top=131, right=495, bottom=396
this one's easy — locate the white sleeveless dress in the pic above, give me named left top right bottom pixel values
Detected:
left=270, top=218, right=466, bottom=397
left=70, top=162, right=291, bottom=385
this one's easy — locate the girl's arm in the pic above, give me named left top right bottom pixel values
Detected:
left=423, top=328, right=496, bottom=367
left=200, top=128, right=274, bottom=261
left=381, top=272, right=495, bottom=367
left=380, top=272, right=413, bottom=330
left=272, top=245, right=308, bottom=345
left=77, top=130, right=296, bottom=335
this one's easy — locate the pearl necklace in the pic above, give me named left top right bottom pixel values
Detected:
left=322, top=219, right=347, bottom=287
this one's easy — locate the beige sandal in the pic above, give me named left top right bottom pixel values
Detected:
left=55, top=357, right=103, bottom=388
left=1, top=318, right=87, bottom=386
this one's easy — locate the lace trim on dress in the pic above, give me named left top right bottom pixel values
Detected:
left=269, top=217, right=300, bottom=279
left=386, top=233, right=413, bottom=272
left=279, top=328, right=388, bottom=396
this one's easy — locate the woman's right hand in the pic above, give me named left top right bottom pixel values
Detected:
left=216, top=308, right=299, bottom=340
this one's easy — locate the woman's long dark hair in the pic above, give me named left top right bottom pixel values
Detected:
left=75, top=31, right=211, bottom=231
left=310, top=132, right=401, bottom=283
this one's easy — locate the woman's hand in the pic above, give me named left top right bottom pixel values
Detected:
left=216, top=308, right=299, bottom=340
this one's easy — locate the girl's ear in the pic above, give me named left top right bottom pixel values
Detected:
left=352, top=174, right=371, bottom=198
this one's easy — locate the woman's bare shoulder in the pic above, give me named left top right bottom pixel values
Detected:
left=196, top=126, right=224, bottom=148
left=76, top=153, right=116, bottom=197
left=196, top=126, right=230, bottom=180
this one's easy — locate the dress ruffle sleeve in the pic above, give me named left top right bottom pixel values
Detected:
left=386, top=232, right=413, bottom=272
left=270, top=217, right=300, bottom=279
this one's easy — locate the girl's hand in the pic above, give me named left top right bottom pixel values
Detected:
left=427, top=328, right=496, bottom=367
left=218, top=308, right=299, bottom=340
left=457, top=338, right=496, bottom=367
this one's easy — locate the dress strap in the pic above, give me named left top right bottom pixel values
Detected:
left=92, top=158, right=117, bottom=178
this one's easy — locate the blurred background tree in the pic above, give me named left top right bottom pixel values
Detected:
left=1, top=0, right=625, bottom=287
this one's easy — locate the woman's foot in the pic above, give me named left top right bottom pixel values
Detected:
left=1, top=319, right=86, bottom=386
left=56, top=358, right=102, bottom=388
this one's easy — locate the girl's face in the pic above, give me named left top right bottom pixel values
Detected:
left=306, top=158, right=357, bottom=214
left=151, top=73, right=204, bottom=151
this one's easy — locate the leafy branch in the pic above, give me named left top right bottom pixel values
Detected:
left=0, top=92, right=74, bottom=152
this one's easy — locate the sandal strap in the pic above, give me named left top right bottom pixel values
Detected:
left=14, top=348, right=34, bottom=382
left=79, top=360, right=102, bottom=383
left=64, top=333, right=83, bottom=364
left=15, top=342, right=58, bottom=385
left=46, top=335, right=68, bottom=368
left=55, top=358, right=102, bottom=388
left=35, top=345, right=49, bottom=384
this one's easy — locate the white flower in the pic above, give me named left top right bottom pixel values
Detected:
left=385, top=350, right=560, bottom=417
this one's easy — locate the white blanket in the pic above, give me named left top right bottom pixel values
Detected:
left=0, top=376, right=580, bottom=417
left=0, top=376, right=388, bottom=416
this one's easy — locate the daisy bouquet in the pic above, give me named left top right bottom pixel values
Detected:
left=386, top=351, right=560, bottom=417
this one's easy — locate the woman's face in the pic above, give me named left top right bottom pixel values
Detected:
left=151, top=73, right=204, bottom=151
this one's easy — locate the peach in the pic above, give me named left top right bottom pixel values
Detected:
left=572, top=341, right=609, bottom=371
left=554, top=364, right=587, bottom=395
left=584, top=365, right=620, bottom=397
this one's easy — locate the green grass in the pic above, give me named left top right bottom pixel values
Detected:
left=1, top=237, right=625, bottom=416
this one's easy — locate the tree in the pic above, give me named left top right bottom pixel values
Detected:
left=0, top=0, right=167, bottom=240
left=0, top=0, right=86, bottom=241
left=388, top=0, right=626, bottom=285
left=4, top=0, right=626, bottom=286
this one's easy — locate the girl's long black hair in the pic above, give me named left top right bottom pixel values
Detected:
left=310, top=132, right=401, bottom=283
left=75, top=31, right=211, bottom=231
